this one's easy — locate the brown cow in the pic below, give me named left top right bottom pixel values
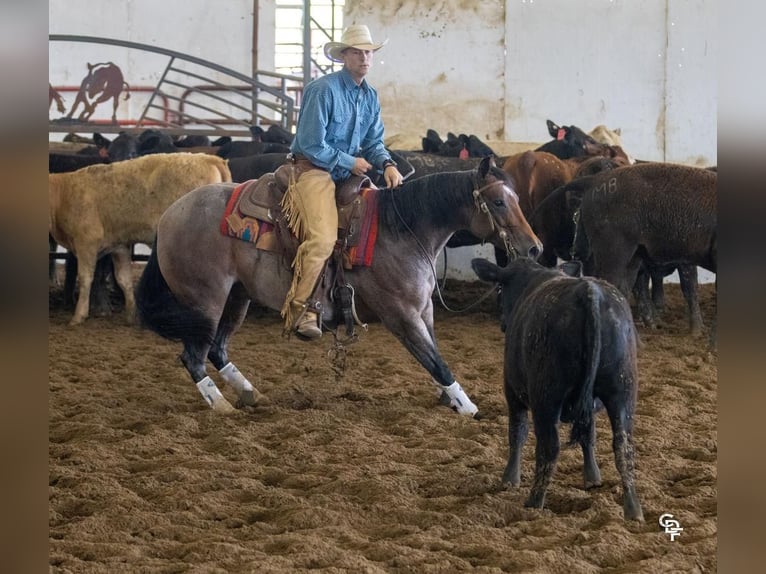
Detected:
left=501, top=150, right=629, bottom=267
left=49, top=153, right=231, bottom=325
left=567, top=163, right=716, bottom=331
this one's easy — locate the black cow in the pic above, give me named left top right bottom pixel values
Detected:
left=471, top=257, right=643, bottom=521
left=536, top=119, right=607, bottom=160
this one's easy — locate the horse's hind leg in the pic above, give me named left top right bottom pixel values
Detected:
left=180, top=332, right=236, bottom=413
left=206, top=282, right=265, bottom=408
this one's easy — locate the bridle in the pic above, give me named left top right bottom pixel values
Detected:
left=471, top=176, right=519, bottom=260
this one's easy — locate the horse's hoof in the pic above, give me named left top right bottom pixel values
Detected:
left=236, top=389, right=267, bottom=408
left=472, top=411, right=482, bottom=421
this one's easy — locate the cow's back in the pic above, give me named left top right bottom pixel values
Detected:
left=49, top=153, right=232, bottom=249
left=506, top=276, right=636, bottom=398
left=577, top=163, right=716, bottom=270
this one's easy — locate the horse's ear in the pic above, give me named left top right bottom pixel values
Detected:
left=478, top=155, right=495, bottom=178
left=614, top=127, right=622, bottom=136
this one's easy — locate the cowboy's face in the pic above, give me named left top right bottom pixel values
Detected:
left=341, top=48, right=373, bottom=82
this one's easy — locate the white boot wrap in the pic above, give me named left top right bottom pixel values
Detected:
left=444, top=381, right=479, bottom=416
left=218, top=362, right=254, bottom=394
left=196, top=376, right=230, bottom=409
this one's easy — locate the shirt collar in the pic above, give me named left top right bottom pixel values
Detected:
left=340, top=67, right=368, bottom=91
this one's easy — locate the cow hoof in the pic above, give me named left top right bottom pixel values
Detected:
left=472, top=411, right=482, bottom=421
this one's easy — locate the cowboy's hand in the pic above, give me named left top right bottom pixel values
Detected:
left=351, top=157, right=373, bottom=176
left=384, top=165, right=404, bottom=188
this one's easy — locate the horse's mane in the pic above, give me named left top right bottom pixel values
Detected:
left=376, top=164, right=511, bottom=237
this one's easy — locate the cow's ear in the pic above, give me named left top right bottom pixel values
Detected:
left=546, top=119, right=560, bottom=138
left=471, top=257, right=501, bottom=283
left=93, top=133, right=110, bottom=148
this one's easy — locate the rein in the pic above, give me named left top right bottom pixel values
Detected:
left=389, top=176, right=504, bottom=314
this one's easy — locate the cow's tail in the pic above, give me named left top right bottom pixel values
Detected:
left=135, top=239, right=214, bottom=344
left=216, top=157, right=233, bottom=182
left=122, top=81, right=131, bottom=100
left=569, top=281, right=602, bottom=446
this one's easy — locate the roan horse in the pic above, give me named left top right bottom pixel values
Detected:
left=136, top=156, right=542, bottom=417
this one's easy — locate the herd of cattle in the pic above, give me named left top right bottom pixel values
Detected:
left=48, top=119, right=716, bottom=520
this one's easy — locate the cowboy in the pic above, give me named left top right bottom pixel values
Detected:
left=281, top=24, right=404, bottom=339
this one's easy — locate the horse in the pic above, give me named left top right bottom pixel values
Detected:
left=135, top=156, right=542, bottom=417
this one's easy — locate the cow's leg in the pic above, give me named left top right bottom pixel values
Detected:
left=91, top=256, right=115, bottom=316
left=206, top=282, right=265, bottom=408
left=678, top=264, right=703, bottom=335
left=501, top=391, right=528, bottom=487
left=70, top=248, right=97, bottom=325
left=580, top=419, right=602, bottom=489
left=650, top=268, right=666, bottom=312
left=525, top=407, right=560, bottom=509
left=111, top=246, right=136, bottom=323
left=603, top=397, right=644, bottom=521
left=632, top=265, right=656, bottom=329
left=49, top=235, right=60, bottom=287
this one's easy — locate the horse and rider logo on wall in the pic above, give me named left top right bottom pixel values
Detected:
left=50, top=61, right=131, bottom=124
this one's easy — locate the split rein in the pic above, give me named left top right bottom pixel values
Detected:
left=390, top=177, right=512, bottom=314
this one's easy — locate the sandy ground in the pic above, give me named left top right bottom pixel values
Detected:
left=49, top=269, right=716, bottom=573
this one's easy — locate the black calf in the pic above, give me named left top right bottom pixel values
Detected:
left=472, top=257, right=644, bottom=521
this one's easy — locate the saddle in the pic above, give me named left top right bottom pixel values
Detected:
left=221, top=161, right=379, bottom=336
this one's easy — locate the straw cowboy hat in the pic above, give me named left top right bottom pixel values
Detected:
left=324, top=25, right=388, bottom=63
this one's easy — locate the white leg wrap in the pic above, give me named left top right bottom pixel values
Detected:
left=218, top=362, right=254, bottom=394
left=196, top=376, right=234, bottom=411
left=443, top=381, right=479, bottom=416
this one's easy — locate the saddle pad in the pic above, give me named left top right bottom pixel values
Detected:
left=220, top=181, right=274, bottom=245
left=347, top=186, right=379, bottom=267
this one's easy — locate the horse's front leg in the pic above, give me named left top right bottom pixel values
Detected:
left=382, top=301, right=479, bottom=418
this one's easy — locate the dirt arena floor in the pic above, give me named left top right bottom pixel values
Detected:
left=49, top=269, right=717, bottom=573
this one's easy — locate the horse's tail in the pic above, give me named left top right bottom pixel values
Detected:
left=135, top=239, right=215, bottom=344
left=569, top=281, right=601, bottom=446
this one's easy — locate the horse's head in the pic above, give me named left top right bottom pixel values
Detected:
left=470, top=156, right=543, bottom=261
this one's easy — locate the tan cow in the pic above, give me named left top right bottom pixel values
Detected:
left=49, top=153, right=231, bottom=325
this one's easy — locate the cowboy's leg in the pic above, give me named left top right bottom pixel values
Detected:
left=281, top=169, right=337, bottom=330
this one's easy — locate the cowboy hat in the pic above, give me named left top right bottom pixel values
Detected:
left=324, top=25, right=388, bottom=63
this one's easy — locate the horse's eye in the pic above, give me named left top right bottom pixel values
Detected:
left=493, top=199, right=505, bottom=207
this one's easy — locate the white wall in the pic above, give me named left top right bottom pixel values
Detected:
left=48, top=0, right=716, bottom=281
left=49, top=0, right=716, bottom=164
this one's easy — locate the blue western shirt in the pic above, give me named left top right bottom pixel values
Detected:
left=290, top=68, right=391, bottom=182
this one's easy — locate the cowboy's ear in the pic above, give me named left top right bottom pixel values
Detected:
left=546, top=119, right=560, bottom=138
